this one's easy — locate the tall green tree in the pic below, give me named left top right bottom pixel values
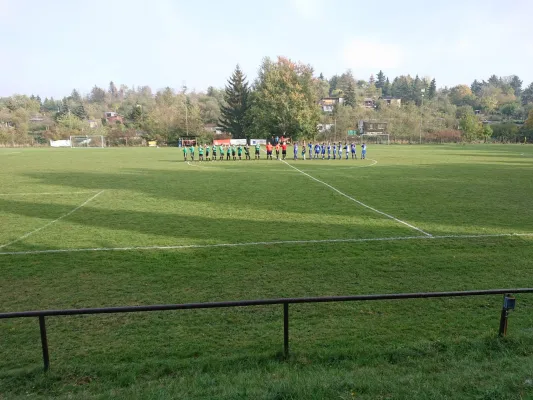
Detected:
left=382, top=78, right=391, bottom=97
left=250, top=57, right=320, bottom=139
left=375, top=70, right=386, bottom=91
left=508, top=75, right=522, bottom=97
left=89, top=86, right=106, bottom=103
left=344, top=80, right=356, bottom=107
left=459, top=114, right=483, bottom=141
left=521, top=83, right=533, bottom=105
left=219, top=65, right=251, bottom=139
left=428, top=78, right=437, bottom=99
left=72, top=104, right=88, bottom=120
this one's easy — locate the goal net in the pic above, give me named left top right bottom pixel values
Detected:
left=360, top=133, right=390, bottom=145
left=70, top=136, right=105, bottom=148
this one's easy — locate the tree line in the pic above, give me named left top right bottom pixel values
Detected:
left=1, top=56, right=533, bottom=146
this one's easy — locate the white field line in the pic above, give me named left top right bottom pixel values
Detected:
left=280, top=159, right=433, bottom=237
left=0, top=190, right=105, bottom=249
left=0, top=233, right=531, bottom=256
left=0, top=191, right=100, bottom=196
left=187, top=161, right=214, bottom=169
left=304, top=158, right=378, bottom=170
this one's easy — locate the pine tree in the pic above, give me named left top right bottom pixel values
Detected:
left=70, top=89, right=81, bottom=102
left=369, top=74, right=375, bottom=85
left=383, top=78, right=391, bottom=97
left=55, top=98, right=70, bottom=121
left=72, top=104, right=88, bottom=120
left=319, top=73, right=325, bottom=81
left=219, top=65, right=251, bottom=139
left=128, top=105, right=143, bottom=126
left=375, top=70, right=386, bottom=90
left=109, top=81, right=118, bottom=99
left=344, top=80, right=356, bottom=107
left=428, top=78, right=437, bottom=99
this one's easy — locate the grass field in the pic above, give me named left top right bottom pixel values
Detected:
left=1, top=144, right=533, bottom=399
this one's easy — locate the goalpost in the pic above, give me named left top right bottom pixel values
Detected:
left=360, top=133, right=390, bottom=145
left=70, top=135, right=105, bottom=148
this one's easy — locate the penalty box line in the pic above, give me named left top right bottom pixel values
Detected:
left=280, top=159, right=433, bottom=237
left=0, top=190, right=105, bottom=250
left=0, top=233, right=531, bottom=256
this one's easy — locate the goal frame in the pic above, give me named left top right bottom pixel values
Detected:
left=360, top=133, right=390, bottom=145
left=70, top=135, right=105, bottom=148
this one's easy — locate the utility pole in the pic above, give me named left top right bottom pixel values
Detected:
left=420, top=88, right=425, bottom=145
left=185, top=101, right=189, bottom=135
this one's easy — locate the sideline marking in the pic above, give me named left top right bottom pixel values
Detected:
left=0, top=191, right=99, bottom=196
left=0, top=233, right=531, bottom=256
left=0, top=190, right=105, bottom=249
left=280, top=159, right=433, bottom=237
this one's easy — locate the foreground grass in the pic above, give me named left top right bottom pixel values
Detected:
left=1, top=145, right=533, bottom=399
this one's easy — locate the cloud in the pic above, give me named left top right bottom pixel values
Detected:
left=342, top=38, right=404, bottom=69
left=289, top=0, right=321, bottom=21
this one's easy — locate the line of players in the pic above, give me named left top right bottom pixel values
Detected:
left=182, top=141, right=367, bottom=161
left=289, top=142, right=367, bottom=161
left=182, top=143, right=263, bottom=161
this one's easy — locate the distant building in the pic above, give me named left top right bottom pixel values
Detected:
left=88, top=120, right=98, bottom=128
left=317, top=123, right=334, bottom=133
left=381, top=97, right=402, bottom=107
left=29, top=116, right=44, bottom=122
left=204, top=124, right=225, bottom=134
left=363, top=98, right=375, bottom=109
left=104, top=111, right=123, bottom=124
left=319, top=97, right=344, bottom=112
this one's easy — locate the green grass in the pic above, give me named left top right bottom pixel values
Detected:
left=1, top=144, right=533, bottom=399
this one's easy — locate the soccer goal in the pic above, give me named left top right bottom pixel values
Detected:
left=360, top=133, right=390, bottom=145
left=70, top=135, right=105, bottom=148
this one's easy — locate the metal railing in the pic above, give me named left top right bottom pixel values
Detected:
left=1, top=288, right=531, bottom=371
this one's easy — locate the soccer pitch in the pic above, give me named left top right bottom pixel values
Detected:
left=1, top=145, right=533, bottom=399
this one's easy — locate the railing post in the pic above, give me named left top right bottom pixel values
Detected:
left=499, top=294, right=515, bottom=337
left=39, top=316, right=50, bottom=371
left=283, top=303, right=289, bottom=358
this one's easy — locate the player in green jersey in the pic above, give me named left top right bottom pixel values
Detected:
left=237, top=145, right=243, bottom=160
left=226, top=145, right=231, bottom=160
left=255, top=143, right=261, bottom=160
left=182, top=145, right=188, bottom=161
left=232, top=145, right=237, bottom=161
left=198, top=144, right=204, bottom=161
left=212, top=144, right=217, bottom=161
left=189, top=145, right=195, bottom=161
left=244, top=144, right=251, bottom=160
left=219, top=145, right=224, bottom=161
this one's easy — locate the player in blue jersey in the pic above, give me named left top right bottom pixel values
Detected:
left=337, top=142, right=342, bottom=160
left=361, top=143, right=367, bottom=159
left=351, top=142, right=356, bottom=159
left=321, top=143, right=326, bottom=159
left=308, top=142, right=313, bottom=159
left=344, top=142, right=349, bottom=160
left=327, top=143, right=331, bottom=159
left=293, top=142, right=299, bottom=160
left=314, top=144, right=320, bottom=159
left=332, top=143, right=336, bottom=160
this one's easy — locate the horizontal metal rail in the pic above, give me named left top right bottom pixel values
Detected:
left=2, top=288, right=532, bottom=319
left=1, top=288, right=532, bottom=372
